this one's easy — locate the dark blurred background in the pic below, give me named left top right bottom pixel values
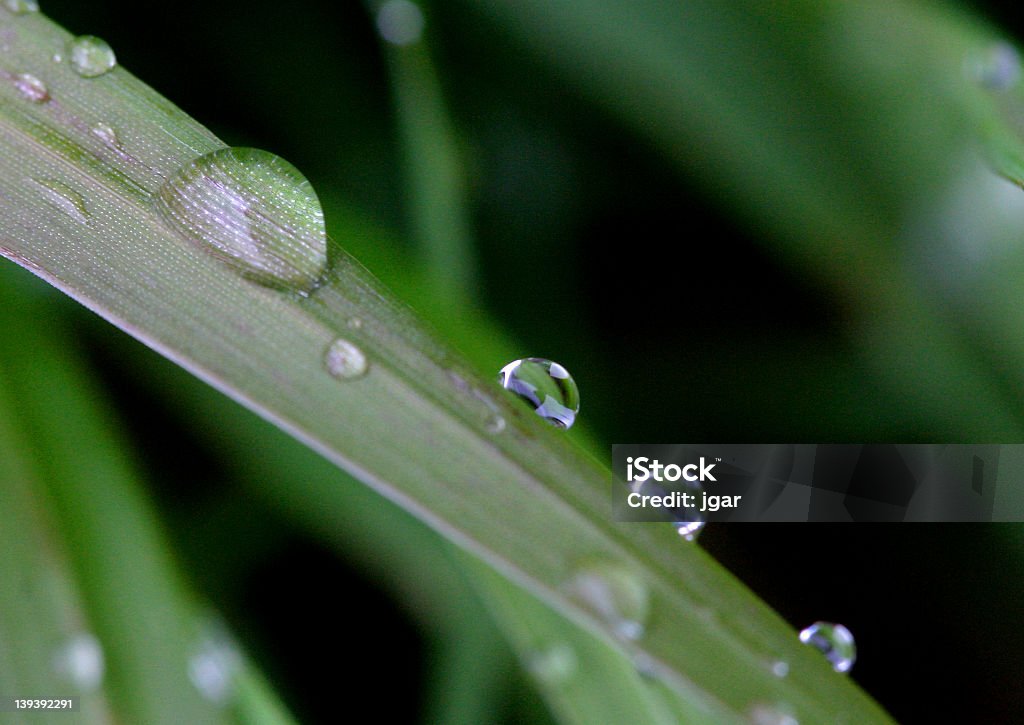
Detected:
left=8, top=0, right=1024, bottom=722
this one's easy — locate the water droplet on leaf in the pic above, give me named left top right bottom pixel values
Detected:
left=770, top=660, right=790, bottom=678
left=527, top=643, right=577, bottom=685
left=67, top=35, right=117, bottom=78
left=748, top=703, right=799, bottom=725
left=91, top=122, right=120, bottom=149
left=14, top=73, right=49, bottom=103
left=52, top=633, right=104, bottom=692
left=3, top=0, right=38, bottom=15
left=376, top=0, right=425, bottom=46
left=155, top=147, right=328, bottom=292
left=568, top=560, right=648, bottom=640
left=34, top=178, right=88, bottom=222
left=498, top=358, right=579, bottom=429
left=188, top=621, right=241, bottom=705
left=324, top=338, right=368, bottom=380
left=799, top=621, right=856, bottom=673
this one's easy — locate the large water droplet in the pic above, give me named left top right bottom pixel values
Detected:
left=324, top=337, right=368, bottom=380
left=568, top=560, right=648, bottom=640
left=67, top=35, right=117, bottom=78
left=376, top=0, right=425, bottom=46
left=498, top=358, right=579, bottom=429
left=799, top=622, right=856, bottom=673
left=3, top=0, right=38, bottom=15
left=155, top=147, right=328, bottom=292
left=52, top=633, right=105, bottom=692
left=14, top=73, right=49, bottom=103
left=527, top=643, right=577, bottom=685
left=188, top=621, right=242, bottom=705
left=34, top=178, right=88, bottom=222
left=967, top=41, right=1020, bottom=90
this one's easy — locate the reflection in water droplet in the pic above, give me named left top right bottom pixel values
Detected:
left=967, top=41, right=1020, bottom=90
left=376, top=0, right=425, bottom=46
left=748, top=703, right=799, bottom=725
left=67, top=35, right=117, bottom=78
left=498, top=358, right=579, bottom=429
left=188, top=622, right=242, bottom=705
left=324, top=338, right=368, bottom=380
left=799, top=622, right=856, bottom=673
left=527, top=643, right=577, bottom=685
left=568, top=560, right=648, bottom=640
left=34, top=178, right=89, bottom=222
left=155, top=147, right=328, bottom=292
left=3, top=0, right=38, bottom=14
left=14, top=73, right=49, bottom=103
left=52, top=633, right=105, bottom=692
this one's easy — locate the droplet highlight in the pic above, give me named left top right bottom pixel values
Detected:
left=376, top=0, right=425, bottom=46
left=67, top=35, right=117, bottom=78
left=14, top=73, right=49, bottom=103
left=799, top=621, right=856, bottom=673
left=527, top=643, right=577, bottom=685
left=498, top=358, right=579, bottom=429
left=568, top=560, right=648, bottom=640
left=91, top=122, right=120, bottom=149
left=155, top=147, right=328, bottom=292
left=34, top=178, right=88, bottom=222
left=629, top=468, right=705, bottom=541
left=188, top=622, right=242, bottom=705
left=324, top=338, right=368, bottom=380
left=748, top=703, right=799, bottom=725
left=968, top=41, right=1020, bottom=91
left=52, top=633, right=105, bottom=692
left=3, top=0, right=38, bottom=14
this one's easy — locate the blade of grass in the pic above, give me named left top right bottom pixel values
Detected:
left=0, top=8, right=893, bottom=722
left=0, top=283, right=295, bottom=725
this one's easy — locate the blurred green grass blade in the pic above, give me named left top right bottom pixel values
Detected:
left=372, top=0, right=479, bottom=302
left=0, top=367, right=117, bottom=723
left=0, top=9, right=891, bottom=723
left=0, top=288, right=295, bottom=724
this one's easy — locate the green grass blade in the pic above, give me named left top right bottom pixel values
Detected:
left=0, top=8, right=893, bottom=722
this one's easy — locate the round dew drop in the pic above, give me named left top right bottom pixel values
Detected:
left=155, top=147, right=328, bottom=293
left=67, top=35, right=117, bottom=78
left=498, top=358, right=580, bottom=429
left=567, top=560, right=649, bottom=641
left=799, top=621, right=856, bottom=673
left=376, top=0, right=425, bottom=46
left=52, top=633, right=105, bottom=692
left=324, top=338, right=368, bottom=380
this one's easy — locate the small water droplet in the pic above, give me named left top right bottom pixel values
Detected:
left=155, top=147, right=328, bottom=292
left=52, top=633, right=104, bottom=692
left=346, top=316, right=363, bottom=330
left=52, top=53, right=62, bottom=63
left=498, top=358, right=579, bottom=429
left=568, top=560, right=648, bottom=641
left=188, top=621, right=242, bottom=705
left=91, top=122, right=120, bottom=149
left=676, top=520, right=705, bottom=541
left=770, top=660, right=790, bottom=678
left=632, top=651, right=661, bottom=680
left=67, top=35, right=117, bottom=78
left=485, top=413, right=506, bottom=433
left=376, top=0, right=425, bottom=46
left=14, top=73, right=49, bottom=103
left=3, top=0, right=38, bottom=14
left=324, top=337, right=368, bottom=380
left=629, top=468, right=705, bottom=540
left=967, top=41, right=1020, bottom=90
left=748, top=703, right=799, bottom=725
left=33, top=179, right=88, bottom=222
left=527, top=643, right=577, bottom=685
left=799, top=622, right=856, bottom=673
